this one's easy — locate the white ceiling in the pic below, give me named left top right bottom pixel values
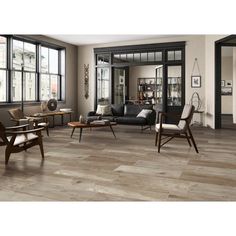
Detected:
left=46, top=34, right=174, bottom=46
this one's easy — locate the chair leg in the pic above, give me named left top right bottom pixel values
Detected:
left=187, top=127, right=199, bottom=153
left=155, top=132, right=158, bottom=146
left=5, top=148, right=11, bottom=165
left=157, top=130, right=162, bottom=153
left=185, top=132, right=192, bottom=147
left=46, top=127, right=49, bottom=136
left=38, top=137, right=45, bottom=159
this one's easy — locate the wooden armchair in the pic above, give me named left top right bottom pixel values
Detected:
left=8, top=108, right=49, bottom=136
left=155, top=104, right=199, bottom=153
left=0, top=122, right=45, bottom=165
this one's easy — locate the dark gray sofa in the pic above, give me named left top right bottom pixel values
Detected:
left=87, top=104, right=156, bottom=129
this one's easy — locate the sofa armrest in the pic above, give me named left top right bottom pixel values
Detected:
left=146, top=110, right=156, bottom=125
left=87, top=111, right=97, bottom=116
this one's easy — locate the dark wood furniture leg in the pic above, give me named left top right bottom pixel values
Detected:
left=155, top=132, right=158, bottom=146
left=71, top=127, right=75, bottom=138
left=185, top=132, right=192, bottom=147
left=79, top=128, right=83, bottom=142
left=187, top=126, right=198, bottom=153
left=157, top=130, right=162, bottom=153
left=52, top=115, right=55, bottom=128
left=109, top=125, right=116, bottom=138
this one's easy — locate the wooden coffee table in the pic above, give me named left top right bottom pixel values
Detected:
left=68, top=121, right=117, bottom=142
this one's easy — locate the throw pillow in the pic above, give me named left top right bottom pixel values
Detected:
left=136, top=109, right=152, bottom=118
left=96, top=105, right=112, bottom=116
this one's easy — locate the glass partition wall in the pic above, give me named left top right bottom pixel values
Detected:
left=94, top=42, right=185, bottom=121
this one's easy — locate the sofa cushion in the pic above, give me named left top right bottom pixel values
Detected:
left=115, top=116, right=147, bottom=125
left=137, top=109, right=153, bottom=118
left=124, top=104, right=153, bottom=117
left=96, top=104, right=112, bottom=115
left=96, top=104, right=112, bottom=116
left=111, top=104, right=124, bottom=116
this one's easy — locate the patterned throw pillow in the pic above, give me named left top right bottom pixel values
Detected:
left=96, top=105, right=112, bottom=116
left=136, top=109, right=152, bottom=118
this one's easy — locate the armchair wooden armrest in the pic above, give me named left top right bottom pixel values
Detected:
left=5, top=124, right=29, bottom=130
left=6, top=127, right=44, bottom=135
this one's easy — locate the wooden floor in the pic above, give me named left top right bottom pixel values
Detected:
left=1, top=124, right=236, bottom=201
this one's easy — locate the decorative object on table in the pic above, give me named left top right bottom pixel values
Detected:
left=189, top=92, right=202, bottom=111
left=41, top=101, right=48, bottom=112
left=191, top=58, right=201, bottom=88
left=79, top=115, right=85, bottom=123
left=221, top=80, right=225, bottom=87
left=221, top=87, right=232, bottom=96
left=47, top=99, right=57, bottom=111
left=84, top=64, right=89, bottom=99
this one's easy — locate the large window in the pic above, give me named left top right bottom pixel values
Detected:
left=0, top=35, right=65, bottom=104
left=12, top=39, right=36, bottom=101
left=40, top=47, right=60, bottom=100
left=0, top=36, right=7, bottom=102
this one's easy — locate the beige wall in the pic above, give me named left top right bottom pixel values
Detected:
left=0, top=35, right=78, bottom=126
left=221, top=56, right=233, bottom=114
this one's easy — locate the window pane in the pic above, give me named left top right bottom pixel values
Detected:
left=50, top=75, right=58, bottom=99
left=12, top=71, right=22, bottom=101
left=141, top=52, right=147, bottom=62
left=0, top=36, right=7, bottom=68
left=155, top=52, right=162, bottom=61
left=167, top=51, right=175, bottom=61
left=167, top=66, right=182, bottom=106
left=175, top=50, right=182, bottom=60
left=120, top=54, right=127, bottom=63
left=133, top=53, right=140, bottom=63
left=148, top=52, right=155, bottom=61
left=24, top=42, right=36, bottom=72
left=40, top=74, right=50, bottom=100
left=25, top=73, right=36, bottom=101
left=127, top=53, right=133, bottom=62
left=113, top=54, right=120, bottom=63
left=13, top=40, right=23, bottom=70
left=0, top=70, right=6, bottom=101
left=49, top=49, right=58, bottom=74
left=41, top=47, right=49, bottom=73
left=103, top=54, right=110, bottom=64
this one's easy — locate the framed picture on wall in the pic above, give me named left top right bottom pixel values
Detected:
left=221, top=80, right=225, bottom=87
left=221, top=87, right=232, bottom=96
left=191, top=76, right=201, bottom=88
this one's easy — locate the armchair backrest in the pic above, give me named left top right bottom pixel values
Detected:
left=178, top=105, right=195, bottom=131
left=8, top=108, right=25, bottom=120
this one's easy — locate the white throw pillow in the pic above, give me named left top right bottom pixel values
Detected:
left=137, top=109, right=152, bottom=118
left=96, top=105, right=112, bottom=116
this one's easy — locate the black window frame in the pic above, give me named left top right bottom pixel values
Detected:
left=0, top=35, right=66, bottom=105
left=0, top=35, right=8, bottom=103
